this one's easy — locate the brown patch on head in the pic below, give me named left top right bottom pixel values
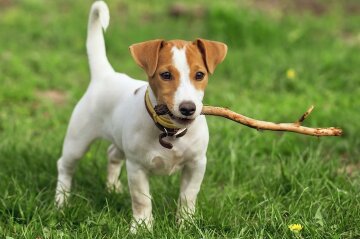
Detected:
left=129, top=39, right=164, bottom=77
left=185, top=42, right=209, bottom=92
left=129, top=39, right=227, bottom=112
left=148, top=40, right=184, bottom=109
left=195, top=38, right=227, bottom=74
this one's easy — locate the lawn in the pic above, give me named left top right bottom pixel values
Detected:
left=0, top=0, right=359, bottom=238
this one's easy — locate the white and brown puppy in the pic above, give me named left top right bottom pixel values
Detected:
left=55, top=1, right=227, bottom=232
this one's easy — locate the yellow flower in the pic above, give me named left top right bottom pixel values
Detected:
left=288, top=223, right=303, bottom=233
left=286, top=69, right=296, bottom=79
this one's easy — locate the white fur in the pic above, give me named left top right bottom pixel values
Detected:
left=171, top=47, right=204, bottom=119
left=87, top=1, right=113, bottom=78
left=55, top=1, right=209, bottom=233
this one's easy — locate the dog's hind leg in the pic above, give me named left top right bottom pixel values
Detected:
left=55, top=103, right=98, bottom=207
left=106, top=144, right=125, bottom=193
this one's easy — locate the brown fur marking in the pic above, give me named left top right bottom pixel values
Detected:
left=186, top=42, right=209, bottom=91
left=130, top=39, right=227, bottom=112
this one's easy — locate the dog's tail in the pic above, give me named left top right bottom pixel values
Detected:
left=87, top=1, right=114, bottom=79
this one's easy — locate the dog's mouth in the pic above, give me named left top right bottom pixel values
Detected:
left=154, top=104, right=194, bottom=126
left=168, top=111, right=194, bottom=125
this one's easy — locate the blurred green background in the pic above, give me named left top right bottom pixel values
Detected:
left=0, top=0, right=359, bottom=238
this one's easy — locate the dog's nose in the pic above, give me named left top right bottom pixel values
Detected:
left=179, top=101, right=196, bottom=116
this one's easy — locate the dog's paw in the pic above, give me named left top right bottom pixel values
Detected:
left=176, top=208, right=196, bottom=229
left=106, top=180, right=123, bottom=194
left=129, top=217, right=153, bottom=234
left=55, top=190, right=69, bottom=208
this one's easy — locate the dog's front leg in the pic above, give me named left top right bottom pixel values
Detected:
left=177, top=157, right=207, bottom=223
left=126, top=160, right=153, bottom=233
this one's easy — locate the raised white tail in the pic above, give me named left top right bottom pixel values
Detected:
left=87, top=1, right=114, bottom=79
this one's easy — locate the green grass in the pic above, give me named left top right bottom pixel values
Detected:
left=1, top=0, right=359, bottom=238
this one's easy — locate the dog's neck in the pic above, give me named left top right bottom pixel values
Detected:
left=144, top=86, right=188, bottom=149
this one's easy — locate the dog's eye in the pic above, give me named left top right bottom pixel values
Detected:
left=160, top=72, right=172, bottom=81
left=195, top=71, right=205, bottom=81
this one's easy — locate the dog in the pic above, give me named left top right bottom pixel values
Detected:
left=55, top=1, right=227, bottom=232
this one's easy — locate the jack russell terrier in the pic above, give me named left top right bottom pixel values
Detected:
left=55, top=1, right=227, bottom=232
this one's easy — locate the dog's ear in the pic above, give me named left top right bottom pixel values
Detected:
left=195, top=39, right=227, bottom=74
left=129, top=39, right=165, bottom=77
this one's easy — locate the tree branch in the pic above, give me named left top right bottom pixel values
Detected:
left=201, top=105, right=342, bottom=136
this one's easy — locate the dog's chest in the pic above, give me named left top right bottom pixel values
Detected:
left=145, top=147, right=188, bottom=175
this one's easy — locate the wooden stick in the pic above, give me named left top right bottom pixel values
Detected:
left=201, top=105, right=342, bottom=136
left=296, top=105, right=314, bottom=124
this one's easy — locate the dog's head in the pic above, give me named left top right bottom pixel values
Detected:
left=130, top=39, right=227, bottom=126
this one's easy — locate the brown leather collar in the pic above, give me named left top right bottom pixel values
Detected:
left=144, top=89, right=187, bottom=149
